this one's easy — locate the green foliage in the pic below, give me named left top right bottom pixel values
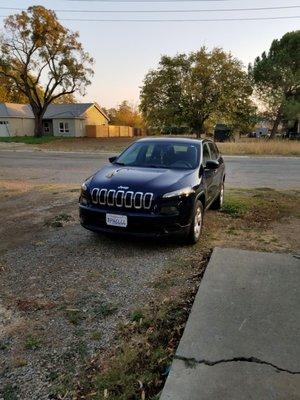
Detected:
left=24, top=335, right=41, bottom=350
left=284, top=94, right=300, bottom=120
left=0, top=76, right=28, bottom=103
left=140, top=47, right=253, bottom=136
left=221, top=196, right=250, bottom=217
left=131, top=310, right=145, bottom=322
left=249, top=30, right=300, bottom=136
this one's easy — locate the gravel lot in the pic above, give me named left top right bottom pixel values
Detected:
left=0, top=186, right=194, bottom=399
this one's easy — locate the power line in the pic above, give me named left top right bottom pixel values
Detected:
left=64, top=0, right=247, bottom=2
left=0, top=5, right=299, bottom=13
left=1, top=15, right=298, bottom=22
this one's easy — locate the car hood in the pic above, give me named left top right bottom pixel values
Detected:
left=90, top=165, right=196, bottom=193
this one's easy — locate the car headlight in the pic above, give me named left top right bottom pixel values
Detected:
left=81, top=176, right=93, bottom=192
left=162, top=187, right=195, bottom=199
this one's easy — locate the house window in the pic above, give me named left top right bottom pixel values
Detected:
left=0, top=121, right=8, bottom=125
left=59, top=122, right=69, bottom=133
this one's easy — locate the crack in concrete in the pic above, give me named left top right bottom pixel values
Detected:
left=175, top=355, right=300, bottom=375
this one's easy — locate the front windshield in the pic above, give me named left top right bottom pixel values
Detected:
left=116, top=141, right=200, bottom=170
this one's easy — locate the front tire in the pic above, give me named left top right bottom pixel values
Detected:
left=186, top=200, right=204, bottom=244
left=211, top=182, right=224, bottom=210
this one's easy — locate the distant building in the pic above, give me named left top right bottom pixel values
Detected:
left=0, top=102, right=109, bottom=137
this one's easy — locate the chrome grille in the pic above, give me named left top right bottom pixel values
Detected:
left=91, top=188, right=154, bottom=210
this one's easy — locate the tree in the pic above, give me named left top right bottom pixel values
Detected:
left=249, top=31, right=300, bottom=138
left=0, top=72, right=45, bottom=104
left=52, top=93, right=77, bottom=104
left=140, top=47, right=253, bottom=137
left=0, top=75, right=28, bottom=103
left=0, top=6, right=93, bottom=136
left=104, top=101, right=144, bottom=128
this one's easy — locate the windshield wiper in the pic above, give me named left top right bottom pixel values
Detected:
left=113, top=161, right=125, bottom=166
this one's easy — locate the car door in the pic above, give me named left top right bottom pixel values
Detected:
left=202, top=142, right=214, bottom=204
left=208, top=142, right=223, bottom=199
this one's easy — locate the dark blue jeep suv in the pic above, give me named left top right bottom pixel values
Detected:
left=79, top=137, right=225, bottom=244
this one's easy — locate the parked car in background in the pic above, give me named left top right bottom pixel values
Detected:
left=214, top=124, right=234, bottom=142
left=283, top=129, right=300, bottom=140
left=79, top=138, right=225, bottom=244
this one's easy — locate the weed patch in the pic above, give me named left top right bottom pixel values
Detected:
left=64, top=295, right=118, bottom=325
left=131, top=310, right=145, bottom=323
left=91, top=331, right=102, bottom=341
left=221, top=196, right=250, bottom=217
left=1, top=384, right=19, bottom=400
left=74, top=253, right=210, bottom=400
left=24, top=335, right=41, bottom=350
left=45, top=213, right=74, bottom=228
left=65, top=309, right=83, bottom=325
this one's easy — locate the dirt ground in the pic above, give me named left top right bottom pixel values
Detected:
left=0, top=182, right=299, bottom=399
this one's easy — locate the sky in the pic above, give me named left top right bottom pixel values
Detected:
left=0, top=0, right=299, bottom=108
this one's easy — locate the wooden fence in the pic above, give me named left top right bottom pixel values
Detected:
left=86, top=125, right=143, bottom=138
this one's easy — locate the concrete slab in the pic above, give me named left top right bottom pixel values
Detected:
left=177, top=248, right=300, bottom=370
left=161, top=248, right=300, bottom=400
left=161, top=359, right=300, bottom=400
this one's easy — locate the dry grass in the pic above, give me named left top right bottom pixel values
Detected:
left=42, top=137, right=300, bottom=156
left=1, top=135, right=299, bottom=156
left=218, top=140, right=300, bottom=156
left=39, top=137, right=135, bottom=153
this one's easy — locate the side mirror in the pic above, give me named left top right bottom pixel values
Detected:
left=109, top=156, right=117, bottom=163
left=205, top=160, right=219, bottom=170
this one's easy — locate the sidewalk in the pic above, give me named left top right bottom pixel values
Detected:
left=161, top=248, right=300, bottom=400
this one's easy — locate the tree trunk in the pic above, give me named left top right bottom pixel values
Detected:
left=194, top=119, right=207, bottom=138
left=270, top=105, right=283, bottom=139
left=34, top=114, right=44, bottom=137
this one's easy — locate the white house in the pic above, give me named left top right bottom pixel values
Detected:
left=0, top=102, right=109, bottom=137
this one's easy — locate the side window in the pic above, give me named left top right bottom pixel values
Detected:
left=213, top=143, right=220, bottom=158
left=208, top=142, right=218, bottom=160
left=202, top=143, right=211, bottom=165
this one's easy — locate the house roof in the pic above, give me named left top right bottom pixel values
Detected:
left=0, top=102, right=109, bottom=121
left=0, top=103, right=34, bottom=119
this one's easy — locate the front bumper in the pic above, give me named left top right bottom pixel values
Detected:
left=79, top=204, right=191, bottom=237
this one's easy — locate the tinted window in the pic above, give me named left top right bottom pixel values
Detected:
left=208, top=142, right=218, bottom=160
left=213, top=143, right=220, bottom=157
left=116, top=141, right=200, bottom=169
left=202, top=143, right=211, bottom=165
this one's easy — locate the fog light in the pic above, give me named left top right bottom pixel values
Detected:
left=160, top=206, right=178, bottom=215
left=80, top=196, right=89, bottom=206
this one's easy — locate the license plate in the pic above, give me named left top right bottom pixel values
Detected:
left=106, top=213, right=128, bottom=228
